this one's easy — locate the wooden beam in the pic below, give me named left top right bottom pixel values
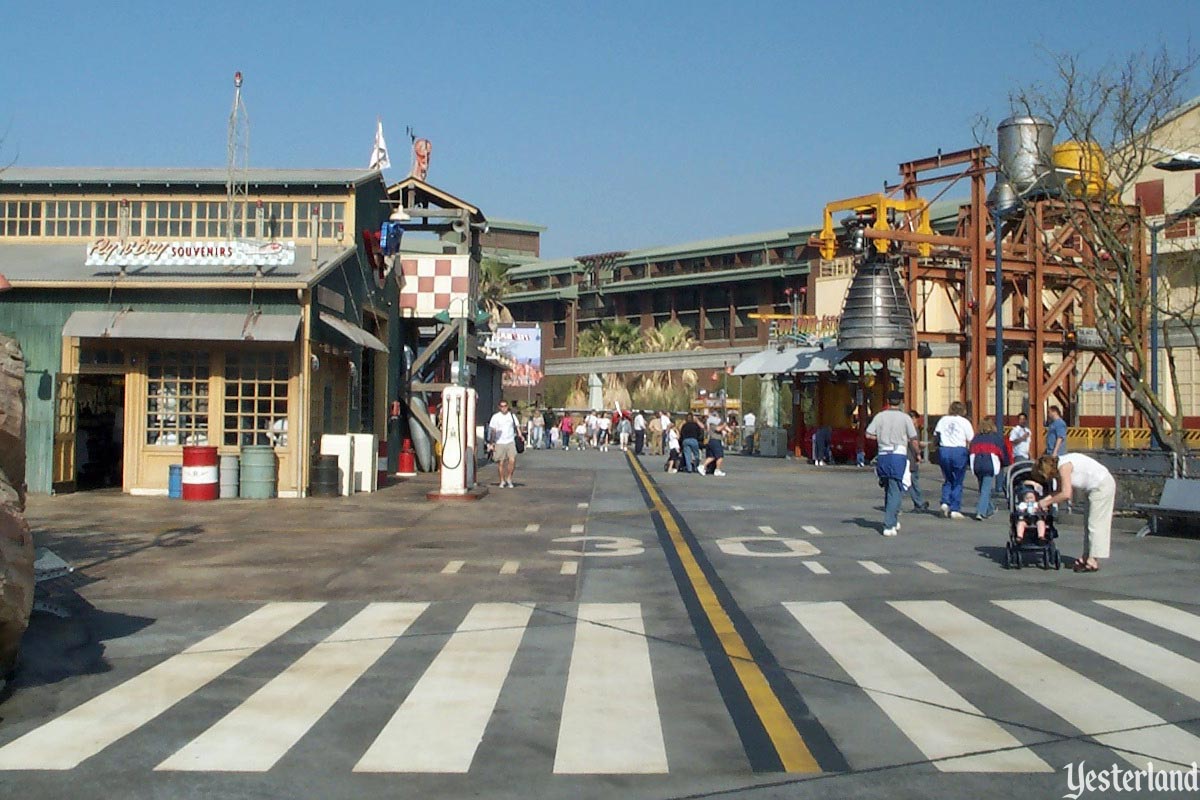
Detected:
left=411, top=382, right=451, bottom=393
left=408, top=396, right=442, bottom=445
left=408, top=323, right=458, bottom=377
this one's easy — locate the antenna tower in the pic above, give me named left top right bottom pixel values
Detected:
left=226, top=71, right=250, bottom=239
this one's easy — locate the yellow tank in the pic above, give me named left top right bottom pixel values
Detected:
left=1053, top=141, right=1111, bottom=199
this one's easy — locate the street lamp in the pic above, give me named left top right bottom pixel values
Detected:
left=988, top=200, right=1018, bottom=432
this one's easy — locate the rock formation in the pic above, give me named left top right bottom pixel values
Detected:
left=0, top=334, right=34, bottom=682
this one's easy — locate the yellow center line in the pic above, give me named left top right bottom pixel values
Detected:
left=627, top=453, right=821, bottom=773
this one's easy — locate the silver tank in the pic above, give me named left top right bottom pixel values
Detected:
left=836, top=257, right=915, bottom=352
left=997, top=115, right=1055, bottom=193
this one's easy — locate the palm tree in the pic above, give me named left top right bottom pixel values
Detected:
left=569, top=319, right=643, bottom=408
left=634, top=320, right=699, bottom=409
left=477, top=257, right=513, bottom=324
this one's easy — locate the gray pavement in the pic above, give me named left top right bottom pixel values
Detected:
left=2, top=448, right=1199, bottom=799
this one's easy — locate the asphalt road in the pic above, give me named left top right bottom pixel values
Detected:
left=2, top=449, right=1199, bottom=800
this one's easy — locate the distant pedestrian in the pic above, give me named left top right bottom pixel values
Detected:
left=812, top=425, right=833, bottom=466
left=742, top=410, right=756, bottom=453
left=658, top=411, right=672, bottom=454
left=934, top=401, right=974, bottom=519
left=906, top=410, right=930, bottom=511
left=1008, top=412, right=1031, bottom=461
left=559, top=414, right=574, bottom=450
left=699, top=418, right=730, bottom=477
left=679, top=413, right=704, bottom=473
left=665, top=422, right=681, bottom=472
left=866, top=391, right=918, bottom=537
left=597, top=412, right=612, bottom=451
left=617, top=414, right=632, bottom=451
left=487, top=400, right=521, bottom=488
left=968, top=418, right=1010, bottom=519
left=633, top=410, right=647, bottom=455
left=1044, top=405, right=1068, bottom=457
left=530, top=413, right=545, bottom=450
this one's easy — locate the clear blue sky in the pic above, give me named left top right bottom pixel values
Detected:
left=2, top=1, right=1195, bottom=258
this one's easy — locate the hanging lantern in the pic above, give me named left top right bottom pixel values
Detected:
left=836, top=255, right=916, bottom=351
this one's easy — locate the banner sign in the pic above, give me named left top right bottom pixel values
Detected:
left=489, top=325, right=543, bottom=388
left=86, top=238, right=296, bottom=267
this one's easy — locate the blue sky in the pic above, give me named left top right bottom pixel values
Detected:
left=1, top=1, right=1196, bottom=258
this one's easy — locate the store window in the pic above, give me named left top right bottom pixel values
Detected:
left=223, top=351, right=290, bottom=447
left=146, top=350, right=210, bottom=446
left=44, top=200, right=93, bottom=237
left=1, top=201, right=43, bottom=236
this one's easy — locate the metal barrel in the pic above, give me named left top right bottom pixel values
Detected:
left=168, top=464, right=183, bottom=499
left=239, top=445, right=277, bottom=499
left=219, top=454, right=240, bottom=499
left=182, top=445, right=219, bottom=501
left=310, top=454, right=341, bottom=497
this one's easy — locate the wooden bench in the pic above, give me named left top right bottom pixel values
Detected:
left=1135, top=478, right=1200, bottom=536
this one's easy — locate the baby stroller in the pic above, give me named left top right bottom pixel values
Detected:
left=1004, top=460, right=1062, bottom=570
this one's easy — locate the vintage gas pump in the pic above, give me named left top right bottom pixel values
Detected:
left=439, top=385, right=477, bottom=495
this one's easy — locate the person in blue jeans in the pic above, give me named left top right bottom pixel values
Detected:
left=933, top=401, right=974, bottom=519
left=969, top=418, right=1010, bottom=519
left=1044, top=405, right=1068, bottom=456
left=906, top=410, right=930, bottom=511
left=679, top=414, right=704, bottom=474
left=866, top=391, right=919, bottom=537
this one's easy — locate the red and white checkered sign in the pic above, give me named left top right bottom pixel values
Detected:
left=398, top=255, right=475, bottom=318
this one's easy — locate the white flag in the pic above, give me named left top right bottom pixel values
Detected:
left=369, top=119, right=391, bottom=171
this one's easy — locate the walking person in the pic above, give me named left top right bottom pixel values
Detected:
left=530, top=412, right=545, bottom=450
left=1030, top=453, right=1117, bottom=573
left=559, top=413, right=574, bottom=451
left=664, top=421, right=681, bottom=472
left=866, top=391, right=919, bottom=537
left=742, top=409, right=756, bottom=454
left=968, top=418, right=1010, bottom=519
left=633, top=410, right=647, bottom=455
left=698, top=417, right=730, bottom=477
left=934, top=401, right=974, bottom=519
left=597, top=412, right=612, bottom=452
left=658, top=410, right=672, bottom=454
left=487, top=400, right=522, bottom=488
left=1044, top=405, right=1068, bottom=456
left=812, top=424, right=833, bottom=466
left=679, top=413, right=704, bottom=473
left=617, top=413, right=632, bottom=451
left=1006, top=410, right=1032, bottom=497
left=906, top=410, right=930, bottom=511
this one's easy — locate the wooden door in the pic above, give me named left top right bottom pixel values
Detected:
left=52, top=373, right=78, bottom=493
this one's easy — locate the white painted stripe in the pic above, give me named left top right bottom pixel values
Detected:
left=555, top=603, right=667, bottom=774
left=0, top=603, right=322, bottom=770
left=917, top=561, right=948, bottom=574
left=731, top=505, right=745, bottom=511
left=998, top=600, right=1200, bottom=710
left=894, top=601, right=1200, bottom=768
left=802, top=525, right=823, bottom=535
left=1097, top=600, right=1200, bottom=644
left=758, top=525, right=778, bottom=536
left=500, top=561, right=520, bottom=575
left=525, top=523, right=540, bottom=533
left=570, top=523, right=585, bottom=534
left=355, top=603, right=533, bottom=773
left=860, top=560, right=890, bottom=574
left=561, top=561, right=579, bottom=576
left=803, top=561, right=830, bottom=575
left=441, top=560, right=465, bottom=575
left=577, top=502, right=589, bottom=509
left=785, top=602, right=1050, bottom=772
left=157, top=603, right=428, bottom=772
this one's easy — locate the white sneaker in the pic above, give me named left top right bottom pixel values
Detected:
left=939, top=503, right=950, bottom=518
left=696, top=470, right=706, bottom=477
left=949, top=511, right=965, bottom=520
left=895, top=521, right=902, bottom=531
left=882, top=527, right=898, bottom=537
left=714, top=470, right=726, bottom=477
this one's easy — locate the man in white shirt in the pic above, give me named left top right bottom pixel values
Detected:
left=742, top=410, right=756, bottom=453
left=633, top=411, right=647, bottom=455
left=1008, top=412, right=1031, bottom=460
left=597, top=413, right=612, bottom=452
left=658, top=411, right=672, bottom=454
left=487, top=400, right=520, bottom=488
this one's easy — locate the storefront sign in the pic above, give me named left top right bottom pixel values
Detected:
left=85, top=238, right=296, bottom=267
left=488, top=325, right=543, bottom=388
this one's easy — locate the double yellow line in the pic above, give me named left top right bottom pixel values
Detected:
left=626, top=453, right=823, bottom=773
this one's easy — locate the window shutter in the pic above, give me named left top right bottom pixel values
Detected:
left=1135, top=180, right=1165, bottom=216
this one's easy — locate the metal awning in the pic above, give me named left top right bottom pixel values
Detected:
left=733, top=346, right=851, bottom=376
left=318, top=312, right=388, bottom=352
left=62, top=310, right=301, bottom=342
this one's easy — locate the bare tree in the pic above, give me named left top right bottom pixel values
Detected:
left=1000, top=46, right=1199, bottom=459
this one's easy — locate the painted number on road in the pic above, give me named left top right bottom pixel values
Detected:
left=715, top=537, right=821, bottom=558
left=548, top=536, right=645, bottom=558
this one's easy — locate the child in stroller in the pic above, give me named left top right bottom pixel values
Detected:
left=1005, top=460, right=1062, bottom=570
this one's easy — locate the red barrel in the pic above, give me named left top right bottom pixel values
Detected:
left=182, top=445, right=219, bottom=501
left=377, top=440, right=388, bottom=487
left=397, top=439, right=417, bottom=477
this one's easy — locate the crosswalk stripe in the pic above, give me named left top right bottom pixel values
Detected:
left=1097, top=600, right=1200, bottom=643
left=554, top=603, right=668, bottom=774
left=731, top=505, right=745, bottom=511
left=500, top=561, right=520, bottom=575
left=355, top=602, right=533, bottom=773
left=801, top=525, right=822, bottom=536
left=785, top=602, right=1051, bottom=772
left=859, top=561, right=889, bottom=574
left=525, top=523, right=540, bottom=533
left=803, top=561, right=829, bottom=575
left=578, top=502, right=589, bottom=509
left=441, top=560, right=465, bottom=574
left=570, top=523, right=585, bottom=534
left=758, top=525, right=777, bottom=536
left=0, top=602, right=323, bottom=771
left=894, top=601, right=1200, bottom=768
left=997, top=600, right=1200, bottom=709
left=157, top=603, right=429, bottom=772
left=561, top=561, right=579, bottom=576
left=917, top=562, right=948, bottom=574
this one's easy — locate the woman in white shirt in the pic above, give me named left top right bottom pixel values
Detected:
left=933, top=401, right=975, bottom=519
left=1031, top=454, right=1116, bottom=573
